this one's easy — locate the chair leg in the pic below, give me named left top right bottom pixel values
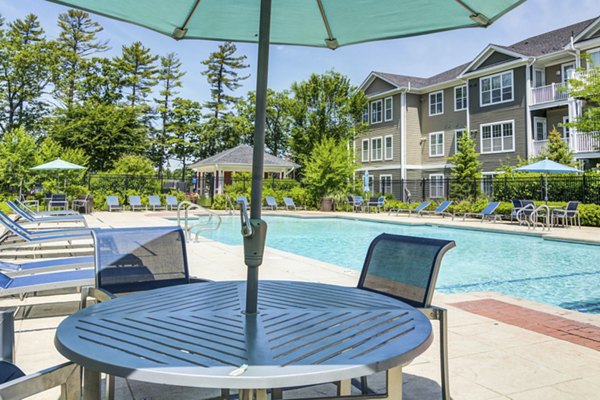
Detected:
left=439, top=308, right=451, bottom=400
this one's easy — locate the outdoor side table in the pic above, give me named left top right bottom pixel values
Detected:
left=55, top=281, right=433, bottom=399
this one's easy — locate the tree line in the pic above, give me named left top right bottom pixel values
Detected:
left=0, top=10, right=367, bottom=186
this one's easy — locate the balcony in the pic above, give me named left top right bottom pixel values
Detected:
left=532, top=132, right=600, bottom=157
left=530, top=82, right=569, bottom=106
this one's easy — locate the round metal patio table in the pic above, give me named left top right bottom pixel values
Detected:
left=55, top=281, right=433, bottom=399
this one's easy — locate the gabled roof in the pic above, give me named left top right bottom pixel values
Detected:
left=189, top=144, right=299, bottom=173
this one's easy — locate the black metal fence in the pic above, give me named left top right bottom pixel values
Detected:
left=361, top=175, right=600, bottom=204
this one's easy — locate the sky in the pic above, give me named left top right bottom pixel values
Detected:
left=1, top=0, right=600, bottom=106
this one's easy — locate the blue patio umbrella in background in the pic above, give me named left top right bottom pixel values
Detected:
left=30, top=158, right=86, bottom=193
left=47, top=0, right=525, bottom=313
left=363, top=170, right=370, bottom=196
left=514, top=158, right=582, bottom=203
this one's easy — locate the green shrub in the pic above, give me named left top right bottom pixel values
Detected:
left=579, top=203, right=600, bottom=227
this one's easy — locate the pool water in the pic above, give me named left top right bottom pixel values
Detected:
left=192, top=216, right=600, bottom=314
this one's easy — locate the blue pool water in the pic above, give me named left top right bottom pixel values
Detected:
left=192, top=216, right=600, bottom=314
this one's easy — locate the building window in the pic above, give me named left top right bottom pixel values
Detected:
left=362, top=107, right=369, bottom=123
left=380, top=174, right=392, bottom=195
left=429, top=174, right=445, bottom=199
left=533, top=117, right=547, bottom=141
left=384, top=135, right=393, bottom=160
left=384, top=97, right=393, bottom=121
left=371, top=137, right=382, bottom=161
left=561, top=63, right=575, bottom=83
left=361, top=139, right=369, bottom=162
left=371, top=100, right=382, bottom=124
left=480, top=120, right=514, bottom=153
left=429, top=91, right=444, bottom=115
left=589, top=49, right=600, bottom=68
left=480, top=71, right=513, bottom=106
left=454, top=129, right=466, bottom=153
left=533, top=68, right=545, bottom=88
left=454, top=85, right=467, bottom=111
left=429, top=132, right=444, bottom=157
left=562, top=116, right=570, bottom=138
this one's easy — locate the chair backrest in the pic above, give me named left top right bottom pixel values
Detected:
left=377, top=196, right=385, bottom=205
left=482, top=202, right=500, bottom=215
left=129, top=195, right=141, bottom=205
left=357, top=233, right=456, bottom=308
left=6, top=202, right=34, bottom=222
left=148, top=196, right=161, bottom=206
left=0, top=212, right=31, bottom=241
left=415, top=201, right=431, bottom=211
left=49, top=194, right=67, bottom=204
left=521, top=200, right=535, bottom=214
left=566, top=201, right=579, bottom=214
left=265, top=196, right=277, bottom=206
left=354, top=196, right=364, bottom=204
left=92, top=226, right=190, bottom=295
left=166, top=195, right=177, bottom=206
left=435, top=200, right=452, bottom=212
left=106, top=196, right=119, bottom=206
left=283, top=197, right=295, bottom=207
left=511, top=199, right=522, bottom=209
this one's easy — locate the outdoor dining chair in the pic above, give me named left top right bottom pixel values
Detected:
left=552, top=201, right=580, bottom=228
left=356, top=233, right=456, bottom=400
left=47, top=194, right=69, bottom=211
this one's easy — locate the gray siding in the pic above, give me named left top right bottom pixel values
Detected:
left=474, top=52, right=518, bottom=71
left=365, top=78, right=396, bottom=97
left=405, top=94, right=423, bottom=166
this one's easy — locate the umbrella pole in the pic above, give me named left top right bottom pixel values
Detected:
left=244, top=0, right=271, bottom=315
left=545, top=174, right=548, bottom=204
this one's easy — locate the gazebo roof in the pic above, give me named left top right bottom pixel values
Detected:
left=189, top=144, right=299, bottom=173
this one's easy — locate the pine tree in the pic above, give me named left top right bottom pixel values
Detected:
left=201, top=42, right=249, bottom=155
left=55, top=10, right=108, bottom=109
left=152, top=53, right=185, bottom=174
left=536, top=127, right=576, bottom=166
left=448, top=130, right=482, bottom=200
left=115, top=41, right=159, bottom=108
left=168, top=98, right=203, bottom=181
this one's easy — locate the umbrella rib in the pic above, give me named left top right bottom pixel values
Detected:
left=316, top=0, right=338, bottom=49
left=453, top=0, right=491, bottom=26
left=173, top=0, right=202, bottom=39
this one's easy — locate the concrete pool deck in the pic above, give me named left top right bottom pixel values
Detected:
left=3, top=210, right=600, bottom=399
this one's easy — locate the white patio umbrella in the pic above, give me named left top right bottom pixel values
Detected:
left=513, top=158, right=582, bottom=203
left=30, top=158, right=86, bottom=193
left=47, top=0, right=525, bottom=314
left=363, top=170, right=370, bottom=196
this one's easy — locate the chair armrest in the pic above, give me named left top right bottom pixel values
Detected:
left=80, top=286, right=116, bottom=308
left=0, top=362, right=80, bottom=400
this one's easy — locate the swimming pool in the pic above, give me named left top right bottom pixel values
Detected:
left=192, top=215, right=600, bottom=314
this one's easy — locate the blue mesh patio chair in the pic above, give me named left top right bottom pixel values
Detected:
left=47, top=194, right=69, bottom=211
left=552, top=201, right=580, bottom=228
left=128, top=195, right=145, bottom=211
left=165, top=195, right=178, bottom=210
left=347, top=195, right=364, bottom=212
left=148, top=195, right=165, bottom=211
left=515, top=200, right=535, bottom=225
left=0, top=255, right=93, bottom=276
left=105, top=196, right=123, bottom=212
left=283, top=197, right=303, bottom=210
left=357, top=233, right=456, bottom=400
left=510, top=199, right=522, bottom=222
left=391, top=200, right=431, bottom=217
left=462, top=201, right=501, bottom=222
left=0, top=268, right=94, bottom=298
left=7, top=201, right=86, bottom=226
left=263, top=196, right=278, bottom=210
left=366, top=196, right=385, bottom=213
left=421, top=200, right=454, bottom=219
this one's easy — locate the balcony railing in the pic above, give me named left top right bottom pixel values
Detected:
left=532, top=132, right=599, bottom=156
left=530, top=82, right=569, bottom=106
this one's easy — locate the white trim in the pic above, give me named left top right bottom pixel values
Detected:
left=429, top=173, right=445, bottom=199
left=533, top=116, right=547, bottom=141
left=533, top=68, right=545, bottom=87
left=462, top=44, right=526, bottom=75
left=400, top=91, right=407, bottom=180
left=429, top=131, right=444, bottom=157
left=429, top=90, right=444, bottom=116
left=588, top=48, right=600, bottom=69
left=370, top=99, right=383, bottom=124
left=384, top=135, right=393, bottom=160
left=359, top=72, right=401, bottom=92
left=379, top=174, right=392, bottom=194
left=454, top=85, right=467, bottom=111
left=480, top=120, right=515, bottom=154
left=479, top=70, right=514, bottom=107
left=454, top=129, right=466, bottom=154
left=384, top=96, right=393, bottom=121
left=361, top=139, right=369, bottom=162
left=371, top=136, right=383, bottom=161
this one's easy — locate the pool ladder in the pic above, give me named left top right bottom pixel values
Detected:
left=517, top=204, right=551, bottom=231
left=176, top=201, right=222, bottom=242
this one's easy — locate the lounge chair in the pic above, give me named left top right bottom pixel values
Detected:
left=0, top=255, right=93, bottom=277
left=357, top=233, right=456, bottom=400
left=106, top=196, right=123, bottom=212
left=0, top=268, right=94, bottom=297
left=7, top=201, right=87, bottom=226
left=47, top=194, right=68, bottom=211
left=390, top=200, right=431, bottom=216
left=552, top=201, right=580, bottom=228
left=0, top=362, right=80, bottom=399
left=283, top=197, right=303, bottom=210
left=165, top=195, right=178, bottom=210
left=263, top=196, right=278, bottom=210
left=128, top=195, right=145, bottom=211
left=347, top=195, right=364, bottom=212
left=15, top=198, right=78, bottom=217
left=366, top=196, right=385, bottom=213
left=148, top=195, right=164, bottom=211
left=71, top=194, right=92, bottom=213
left=421, top=200, right=453, bottom=219
left=461, top=201, right=501, bottom=222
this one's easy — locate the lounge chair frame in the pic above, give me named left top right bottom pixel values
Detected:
left=0, top=362, right=81, bottom=400
left=461, top=201, right=501, bottom=222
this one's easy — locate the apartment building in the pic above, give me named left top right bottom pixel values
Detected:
left=356, top=16, right=600, bottom=200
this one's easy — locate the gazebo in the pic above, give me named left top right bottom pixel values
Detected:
left=189, top=144, right=299, bottom=195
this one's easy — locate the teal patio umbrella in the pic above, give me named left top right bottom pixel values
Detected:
left=47, top=0, right=525, bottom=313
left=30, top=158, right=86, bottom=193
left=514, top=158, right=582, bottom=203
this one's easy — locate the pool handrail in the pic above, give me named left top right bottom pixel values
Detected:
left=176, top=201, right=222, bottom=242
